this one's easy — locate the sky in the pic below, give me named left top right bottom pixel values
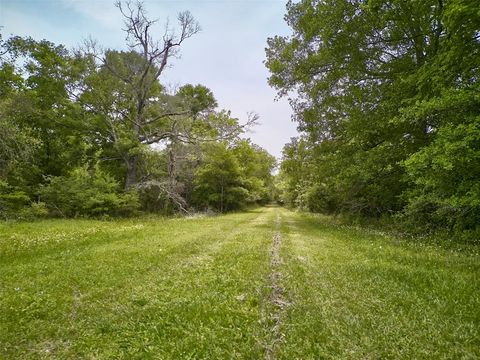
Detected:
left=0, top=0, right=298, bottom=159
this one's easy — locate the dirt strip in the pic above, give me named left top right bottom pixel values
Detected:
left=265, top=212, right=289, bottom=360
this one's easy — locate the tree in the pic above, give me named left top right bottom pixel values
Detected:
left=81, top=1, right=257, bottom=197
left=267, top=0, right=480, bottom=233
left=192, top=139, right=276, bottom=212
left=0, top=36, right=92, bottom=190
left=0, top=35, right=95, bottom=218
left=83, top=0, right=200, bottom=189
left=232, top=139, right=276, bottom=204
left=277, top=137, right=313, bottom=208
left=193, top=143, right=248, bottom=212
left=0, top=2, right=270, bottom=219
left=177, top=84, right=218, bottom=119
left=402, top=92, right=480, bottom=236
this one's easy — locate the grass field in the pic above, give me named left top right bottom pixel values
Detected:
left=1, top=207, right=479, bottom=359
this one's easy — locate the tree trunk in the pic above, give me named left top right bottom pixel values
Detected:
left=168, top=142, right=177, bottom=188
left=125, top=155, right=138, bottom=189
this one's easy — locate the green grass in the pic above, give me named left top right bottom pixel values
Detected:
left=1, top=207, right=479, bottom=359
left=0, top=209, right=276, bottom=359
left=277, top=209, right=480, bottom=359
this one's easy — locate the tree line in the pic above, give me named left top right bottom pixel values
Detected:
left=0, top=1, right=276, bottom=219
left=267, top=0, right=479, bottom=240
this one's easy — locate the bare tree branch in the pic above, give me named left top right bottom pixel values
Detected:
left=136, top=180, right=190, bottom=214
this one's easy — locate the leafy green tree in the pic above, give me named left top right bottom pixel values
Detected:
left=193, top=143, right=248, bottom=212
left=278, top=137, right=312, bottom=208
left=266, top=0, right=450, bottom=214
left=177, top=84, right=218, bottom=119
left=403, top=110, right=480, bottom=236
left=232, top=140, right=276, bottom=204
left=0, top=36, right=93, bottom=192
left=0, top=180, right=30, bottom=219
left=268, top=0, right=480, bottom=236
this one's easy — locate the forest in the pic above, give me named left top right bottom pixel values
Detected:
left=1, top=0, right=478, bottom=243
left=267, top=0, right=479, bottom=241
left=0, top=2, right=276, bottom=218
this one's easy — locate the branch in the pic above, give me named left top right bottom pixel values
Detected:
left=136, top=180, right=190, bottom=214
left=142, top=111, right=258, bottom=145
left=144, top=110, right=190, bottom=126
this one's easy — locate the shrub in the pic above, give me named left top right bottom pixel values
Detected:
left=18, top=201, right=49, bottom=220
left=402, top=117, right=480, bottom=240
left=0, top=181, right=50, bottom=220
left=0, top=180, right=30, bottom=219
left=305, top=183, right=337, bottom=214
left=40, top=167, right=139, bottom=217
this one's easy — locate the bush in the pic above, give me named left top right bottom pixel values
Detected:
left=0, top=181, right=50, bottom=220
left=18, top=201, right=49, bottom=220
left=0, top=180, right=30, bottom=219
left=40, top=167, right=139, bottom=217
left=402, top=117, right=480, bottom=240
left=305, top=183, right=337, bottom=214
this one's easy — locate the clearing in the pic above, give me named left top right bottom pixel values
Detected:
left=1, top=207, right=479, bottom=359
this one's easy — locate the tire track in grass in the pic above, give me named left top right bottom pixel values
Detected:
left=265, top=209, right=290, bottom=360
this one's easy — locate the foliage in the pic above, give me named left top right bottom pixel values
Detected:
left=193, top=140, right=276, bottom=212
left=232, top=139, right=276, bottom=204
left=0, top=1, right=273, bottom=219
left=277, top=137, right=312, bottom=208
left=177, top=84, right=218, bottom=118
left=268, top=0, right=480, bottom=238
left=40, top=167, right=139, bottom=217
left=0, top=180, right=30, bottom=219
left=403, top=114, right=480, bottom=238
left=0, top=180, right=48, bottom=220
left=79, top=3, right=200, bottom=189
left=193, top=143, right=248, bottom=212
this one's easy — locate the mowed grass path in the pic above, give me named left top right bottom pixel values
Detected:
left=1, top=209, right=276, bottom=358
left=1, top=207, right=479, bottom=359
left=277, top=210, right=480, bottom=359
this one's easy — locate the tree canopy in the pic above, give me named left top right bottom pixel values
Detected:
left=266, top=0, right=479, bottom=239
left=0, top=1, right=276, bottom=218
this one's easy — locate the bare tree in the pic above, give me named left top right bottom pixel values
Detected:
left=80, top=1, right=257, bottom=212
left=101, top=0, right=201, bottom=189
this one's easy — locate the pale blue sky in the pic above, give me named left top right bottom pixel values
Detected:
left=0, top=0, right=297, bottom=158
